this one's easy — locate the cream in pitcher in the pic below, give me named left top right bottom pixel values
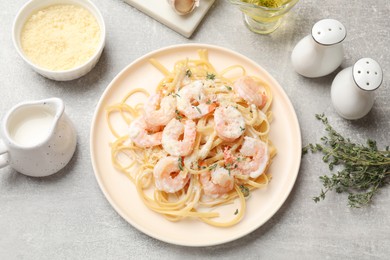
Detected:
left=0, top=98, right=77, bottom=177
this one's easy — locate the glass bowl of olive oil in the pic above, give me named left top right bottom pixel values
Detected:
left=228, top=0, right=299, bottom=34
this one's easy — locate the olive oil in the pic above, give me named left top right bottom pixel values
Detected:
left=239, top=0, right=289, bottom=24
left=241, top=0, right=285, bottom=8
left=229, top=0, right=298, bottom=34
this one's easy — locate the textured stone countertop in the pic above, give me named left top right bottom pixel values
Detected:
left=1, top=0, right=389, bottom=259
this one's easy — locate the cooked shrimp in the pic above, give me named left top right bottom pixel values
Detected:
left=153, top=156, right=190, bottom=193
left=162, top=118, right=196, bottom=156
left=176, top=80, right=215, bottom=119
left=214, top=106, right=246, bottom=142
left=144, top=94, right=176, bottom=127
left=200, top=166, right=234, bottom=198
left=128, top=117, right=162, bottom=148
left=233, top=76, right=267, bottom=108
left=223, top=146, right=236, bottom=166
left=238, top=136, right=269, bottom=178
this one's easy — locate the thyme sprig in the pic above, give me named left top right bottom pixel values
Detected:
left=303, top=114, right=390, bottom=208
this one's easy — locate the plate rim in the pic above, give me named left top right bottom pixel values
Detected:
left=90, top=43, right=302, bottom=247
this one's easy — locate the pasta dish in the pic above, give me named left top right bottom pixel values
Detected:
left=106, top=49, right=276, bottom=227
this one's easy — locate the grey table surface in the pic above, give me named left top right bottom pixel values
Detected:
left=1, top=0, right=389, bottom=259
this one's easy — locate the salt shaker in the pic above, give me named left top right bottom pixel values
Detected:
left=331, top=58, right=383, bottom=120
left=291, top=19, right=346, bottom=78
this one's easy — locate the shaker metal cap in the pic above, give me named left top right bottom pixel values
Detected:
left=311, top=19, right=346, bottom=46
left=353, top=58, right=383, bottom=91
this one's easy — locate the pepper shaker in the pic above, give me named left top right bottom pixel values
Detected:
left=291, top=19, right=346, bottom=78
left=331, top=58, right=383, bottom=120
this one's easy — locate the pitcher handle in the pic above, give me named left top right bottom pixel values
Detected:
left=0, top=139, right=9, bottom=168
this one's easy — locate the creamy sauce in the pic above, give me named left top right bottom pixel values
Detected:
left=9, top=107, right=54, bottom=147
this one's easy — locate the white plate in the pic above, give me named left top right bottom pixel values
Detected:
left=90, top=44, right=301, bottom=246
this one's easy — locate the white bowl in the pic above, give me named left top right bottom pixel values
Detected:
left=12, top=0, right=106, bottom=81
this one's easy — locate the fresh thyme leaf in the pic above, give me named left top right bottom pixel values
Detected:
left=175, top=93, right=180, bottom=98
left=209, top=164, right=218, bottom=170
left=234, top=209, right=239, bottom=215
left=240, top=126, right=245, bottom=132
left=175, top=109, right=182, bottom=121
left=195, top=106, right=202, bottom=114
left=303, top=114, right=390, bottom=208
left=178, top=157, right=184, bottom=171
left=225, top=85, right=232, bottom=91
left=206, top=73, right=216, bottom=80
left=239, top=185, right=250, bottom=197
left=185, top=69, right=192, bottom=77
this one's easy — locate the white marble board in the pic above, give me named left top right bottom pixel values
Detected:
left=123, top=0, right=215, bottom=38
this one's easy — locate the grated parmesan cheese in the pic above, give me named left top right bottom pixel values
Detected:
left=21, top=4, right=101, bottom=71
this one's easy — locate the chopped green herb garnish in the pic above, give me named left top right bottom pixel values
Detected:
left=239, top=185, right=250, bottom=197
left=175, top=109, right=183, bottom=121
left=185, top=69, right=192, bottom=77
left=195, top=106, right=202, bottom=114
left=240, top=126, right=245, bottom=132
left=206, top=73, right=216, bottom=80
left=234, top=209, right=239, bottom=215
left=225, top=85, right=232, bottom=91
left=178, top=157, right=184, bottom=171
left=209, top=164, right=218, bottom=170
left=206, top=99, right=211, bottom=104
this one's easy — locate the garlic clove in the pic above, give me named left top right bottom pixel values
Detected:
left=167, top=0, right=199, bottom=15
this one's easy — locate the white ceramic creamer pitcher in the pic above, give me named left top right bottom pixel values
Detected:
left=0, top=98, right=77, bottom=177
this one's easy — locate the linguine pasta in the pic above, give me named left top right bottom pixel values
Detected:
left=106, top=49, right=276, bottom=227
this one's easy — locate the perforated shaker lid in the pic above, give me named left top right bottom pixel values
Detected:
left=311, top=19, right=346, bottom=45
left=353, top=58, right=383, bottom=91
